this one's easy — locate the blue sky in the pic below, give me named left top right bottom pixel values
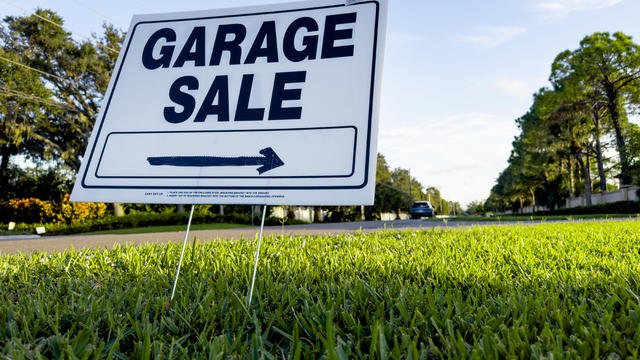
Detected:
left=2, top=0, right=639, bottom=205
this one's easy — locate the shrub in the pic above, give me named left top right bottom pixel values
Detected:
left=0, top=198, right=58, bottom=223
left=0, top=195, right=107, bottom=224
left=532, top=200, right=639, bottom=216
left=58, top=194, right=108, bottom=224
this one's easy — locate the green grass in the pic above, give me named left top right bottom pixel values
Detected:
left=83, top=222, right=250, bottom=235
left=1, top=221, right=640, bottom=358
left=0, top=212, right=308, bottom=236
left=432, top=213, right=639, bottom=222
left=0, top=230, right=32, bottom=236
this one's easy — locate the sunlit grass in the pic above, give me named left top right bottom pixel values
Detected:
left=428, top=213, right=638, bottom=221
left=83, top=222, right=250, bottom=235
left=1, top=221, right=639, bottom=358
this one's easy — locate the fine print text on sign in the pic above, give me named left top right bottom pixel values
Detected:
left=70, top=0, right=387, bottom=205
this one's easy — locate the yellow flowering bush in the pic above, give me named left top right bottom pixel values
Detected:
left=0, top=195, right=106, bottom=224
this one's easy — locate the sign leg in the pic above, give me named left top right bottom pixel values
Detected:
left=248, top=205, right=268, bottom=306
left=170, top=205, right=196, bottom=302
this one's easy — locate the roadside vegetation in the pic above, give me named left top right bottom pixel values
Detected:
left=486, top=32, right=640, bottom=214
left=428, top=213, right=638, bottom=222
left=0, top=211, right=306, bottom=236
left=2, top=221, right=639, bottom=358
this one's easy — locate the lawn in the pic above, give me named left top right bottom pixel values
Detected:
left=431, top=213, right=639, bottom=222
left=83, top=222, right=250, bottom=235
left=0, top=230, right=32, bottom=236
left=1, top=221, right=639, bottom=358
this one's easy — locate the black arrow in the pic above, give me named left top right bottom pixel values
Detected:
left=147, top=147, right=284, bottom=174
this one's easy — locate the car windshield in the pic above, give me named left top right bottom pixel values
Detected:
left=412, top=202, right=431, bottom=208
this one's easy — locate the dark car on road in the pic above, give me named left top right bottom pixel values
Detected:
left=410, top=201, right=434, bottom=219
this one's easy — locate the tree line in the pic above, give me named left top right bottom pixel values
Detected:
left=485, top=32, right=640, bottom=213
left=0, top=10, right=458, bottom=218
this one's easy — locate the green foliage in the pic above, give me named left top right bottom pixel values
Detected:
left=555, top=32, right=640, bottom=185
left=465, top=200, right=486, bottom=216
left=0, top=44, right=52, bottom=195
left=0, top=196, right=106, bottom=224
left=0, top=197, right=57, bottom=224
left=324, top=207, right=360, bottom=222
left=120, top=203, right=179, bottom=215
left=0, top=163, right=72, bottom=201
left=374, top=182, right=409, bottom=214
left=375, top=154, right=411, bottom=214
left=487, top=31, right=640, bottom=211
left=1, top=9, right=124, bottom=171
left=1, top=221, right=640, bottom=358
left=532, top=200, right=640, bottom=216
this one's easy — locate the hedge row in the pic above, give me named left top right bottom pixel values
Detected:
left=1, top=211, right=308, bottom=236
left=0, top=195, right=107, bottom=224
left=532, top=200, right=639, bottom=216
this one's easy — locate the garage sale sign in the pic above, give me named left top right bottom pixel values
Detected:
left=70, top=0, right=387, bottom=205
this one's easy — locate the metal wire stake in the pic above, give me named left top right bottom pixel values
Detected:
left=248, top=205, right=267, bottom=306
left=171, top=205, right=195, bottom=302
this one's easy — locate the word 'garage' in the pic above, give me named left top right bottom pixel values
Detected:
left=141, top=13, right=358, bottom=123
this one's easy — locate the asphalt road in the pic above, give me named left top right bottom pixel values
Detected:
left=0, top=218, right=635, bottom=255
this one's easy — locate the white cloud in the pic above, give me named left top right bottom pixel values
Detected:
left=535, top=0, right=625, bottom=21
left=494, top=78, right=532, bottom=99
left=378, top=113, right=518, bottom=206
left=457, top=26, right=527, bottom=48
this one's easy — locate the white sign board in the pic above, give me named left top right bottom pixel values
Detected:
left=71, top=0, right=387, bottom=205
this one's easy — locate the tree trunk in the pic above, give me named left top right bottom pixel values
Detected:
left=605, top=86, right=630, bottom=185
left=176, top=204, right=185, bottom=213
left=313, top=206, right=323, bottom=223
left=575, top=152, right=592, bottom=206
left=287, top=206, right=296, bottom=220
left=586, top=146, right=592, bottom=193
left=0, top=145, right=10, bottom=198
left=592, top=110, right=607, bottom=192
left=567, top=153, right=574, bottom=198
left=529, top=188, right=535, bottom=207
left=113, top=203, right=124, bottom=216
left=360, top=205, right=365, bottom=221
left=518, top=197, right=523, bottom=213
left=594, top=138, right=606, bottom=192
left=218, top=205, right=224, bottom=215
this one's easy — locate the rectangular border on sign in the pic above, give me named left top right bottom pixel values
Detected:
left=95, top=126, right=358, bottom=179
left=80, top=1, right=381, bottom=190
